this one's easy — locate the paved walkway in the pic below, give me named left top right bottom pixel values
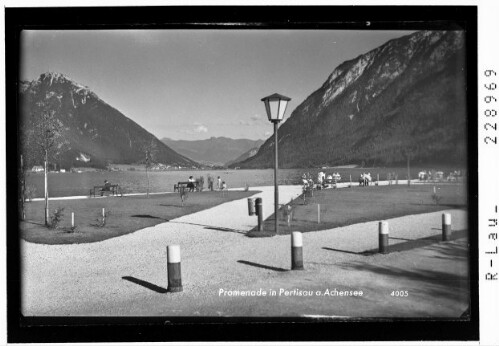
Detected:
left=21, top=184, right=469, bottom=317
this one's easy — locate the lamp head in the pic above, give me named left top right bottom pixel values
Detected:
left=261, top=93, right=291, bottom=123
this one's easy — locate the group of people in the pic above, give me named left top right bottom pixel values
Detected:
left=301, top=173, right=315, bottom=189
left=301, top=171, right=343, bottom=191
left=359, top=172, right=372, bottom=186
left=418, top=171, right=433, bottom=181
left=317, top=172, right=342, bottom=186
left=188, top=175, right=227, bottom=192
left=418, top=170, right=462, bottom=182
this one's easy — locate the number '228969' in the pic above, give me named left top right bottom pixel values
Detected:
left=484, top=70, right=497, bottom=145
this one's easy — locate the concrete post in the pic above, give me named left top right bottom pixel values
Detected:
left=291, top=232, right=304, bottom=270
left=247, top=198, right=255, bottom=216
left=442, top=213, right=452, bottom=241
left=379, top=221, right=389, bottom=254
left=255, top=198, right=263, bottom=232
left=71, top=212, right=75, bottom=229
left=167, top=245, right=183, bottom=292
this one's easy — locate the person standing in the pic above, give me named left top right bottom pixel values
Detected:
left=188, top=176, right=195, bottom=192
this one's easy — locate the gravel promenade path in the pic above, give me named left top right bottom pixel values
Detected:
left=21, top=184, right=469, bottom=317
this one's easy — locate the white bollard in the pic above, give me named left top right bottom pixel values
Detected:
left=379, top=221, right=389, bottom=254
left=442, top=213, right=452, bottom=241
left=291, top=232, right=304, bottom=270
left=167, top=245, right=183, bottom=292
left=71, top=212, right=74, bottom=228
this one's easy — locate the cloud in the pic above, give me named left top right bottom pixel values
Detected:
left=193, top=122, right=208, bottom=133
left=251, top=114, right=263, bottom=121
left=264, top=131, right=272, bottom=137
left=179, top=122, right=208, bottom=135
left=236, top=114, right=266, bottom=127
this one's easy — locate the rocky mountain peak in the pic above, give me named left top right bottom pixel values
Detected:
left=234, top=30, right=467, bottom=169
left=19, top=73, right=198, bottom=169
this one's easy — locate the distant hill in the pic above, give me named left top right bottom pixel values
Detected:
left=19, top=72, right=198, bottom=170
left=225, top=146, right=261, bottom=167
left=233, top=30, right=467, bottom=169
left=161, top=137, right=264, bottom=167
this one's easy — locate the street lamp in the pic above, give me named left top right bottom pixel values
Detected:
left=261, top=93, right=291, bottom=234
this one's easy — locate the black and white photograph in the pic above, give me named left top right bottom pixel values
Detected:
left=4, top=4, right=486, bottom=344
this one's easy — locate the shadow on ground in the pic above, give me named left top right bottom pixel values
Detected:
left=168, top=221, right=246, bottom=234
left=204, top=226, right=247, bottom=234
left=338, top=262, right=468, bottom=301
left=122, top=276, right=167, bottom=293
left=361, top=230, right=468, bottom=255
left=408, top=203, right=467, bottom=209
left=22, top=220, right=46, bottom=226
left=321, top=230, right=468, bottom=257
left=322, top=247, right=368, bottom=256
left=158, top=204, right=184, bottom=208
left=237, top=260, right=288, bottom=272
left=337, top=242, right=469, bottom=301
left=131, top=214, right=168, bottom=220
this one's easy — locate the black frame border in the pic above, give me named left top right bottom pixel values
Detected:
left=5, top=5, right=479, bottom=343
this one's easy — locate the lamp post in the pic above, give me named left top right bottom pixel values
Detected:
left=261, top=93, right=291, bottom=234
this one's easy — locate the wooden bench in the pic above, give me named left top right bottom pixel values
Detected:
left=174, top=181, right=198, bottom=192
left=90, top=184, right=122, bottom=197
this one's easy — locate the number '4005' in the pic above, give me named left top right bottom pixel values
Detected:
left=391, top=290, right=408, bottom=297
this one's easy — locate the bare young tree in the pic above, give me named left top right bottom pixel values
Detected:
left=393, top=117, right=419, bottom=185
left=143, top=139, right=158, bottom=198
left=19, top=154, right=26, bottom=220
left=31, top=102, right=64, bottom=226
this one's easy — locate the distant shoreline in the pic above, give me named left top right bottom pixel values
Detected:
left=320, top=165, right=359, bottom=169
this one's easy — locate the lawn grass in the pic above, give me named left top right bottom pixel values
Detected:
left=21, top=191, right=258, bottom=245
left=247, top=183, right=467, bottom=237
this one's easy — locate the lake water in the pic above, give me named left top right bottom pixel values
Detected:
left=25, top=166, right=463, bottom=198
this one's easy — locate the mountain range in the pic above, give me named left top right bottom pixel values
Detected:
left=161, top=137, right=263, bottom=167
left=19, top=30, right=467, bottom=171
left=231, top=30, right=467, bottom=169
left=19, top=72, right=198, bottom=170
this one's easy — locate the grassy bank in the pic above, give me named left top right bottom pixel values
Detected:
left=21, top=191, right=257, bottom=245
left=247, top=183, right=466, bottom=237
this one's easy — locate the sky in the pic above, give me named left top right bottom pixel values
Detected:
left=20, top=29, right=414, bottom=141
